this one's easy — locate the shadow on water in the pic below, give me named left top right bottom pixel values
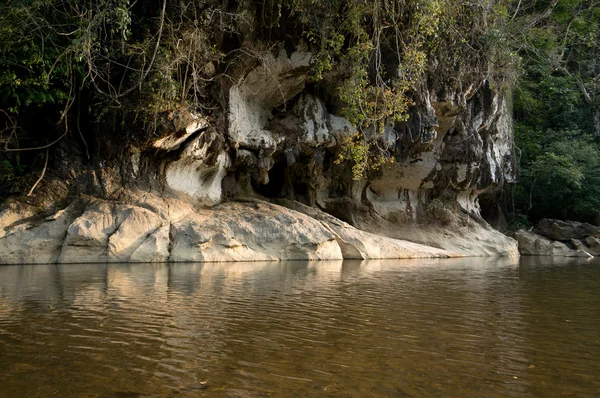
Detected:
left=0, top=257, right=599, bottom=397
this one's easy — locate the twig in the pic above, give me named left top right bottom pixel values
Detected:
left=27, top=148, right=49, bottom=197
left=77, top=94, right=90, bottom=160
left=2, top=130, right=67, bottom=152
left=89, top=0, right=167, bottom=98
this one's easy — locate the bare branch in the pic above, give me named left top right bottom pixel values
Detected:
left=27, top=148, right=49, bottom=197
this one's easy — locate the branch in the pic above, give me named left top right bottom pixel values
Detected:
left=523, top=0, right=559, bottom=31
left=88, top=0, right=167, bottom=99
left=27, top=148, right=49, bottom=197
left=2, top=127, right=68, bottom=152
left=511, top=0, right=523, bottom=21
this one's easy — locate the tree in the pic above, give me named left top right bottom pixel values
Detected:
left=510, top=0, right=600, bottom=224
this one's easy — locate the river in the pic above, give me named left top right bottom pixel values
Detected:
left=0, top=257, right=599, bottom=397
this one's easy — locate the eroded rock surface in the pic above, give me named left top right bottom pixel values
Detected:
left=515, top=229, right=593, bottom=257
left=0, top=193, right=458, bottom=264
left=1, top=48, right=521, bottom=264
left=535, top=219, right=600, bottom=241
left=513, top=218, right=600, bottom=257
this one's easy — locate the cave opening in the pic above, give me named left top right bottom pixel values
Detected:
left=251, top=160, right=285, bottom=199
left=479, top=193, right=508, bottom=232
left=251, top=158, right=316, bottom=207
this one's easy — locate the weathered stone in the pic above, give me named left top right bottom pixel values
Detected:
left=0, top=194, right=459, bottom=264
left=515, top=230, right=591, bottom=257
left=153, top=115, right=209, bottom=151
left=58, top=200, right=121, bottom=263
left=0, top=201, right=82, bottom=264
left=228, top=50, right=311, bottom=151
left=535, top=218, right=600, bottom=241
left=582, top=236, right=600, bottom=256
left=293, top=94, right=336, bottom=148
left=276, top=199, right=517, bottom=257
left=313, top=197, right=518, bottom=257
left=0, top=45, right=523, bottom=264
left=129, top=223, right=170, bottom=263
left=165, top=129, right=230, bottom=206
left=107, top=207, right=164, bottom=262
left=0, top=201, right=37, bottom=239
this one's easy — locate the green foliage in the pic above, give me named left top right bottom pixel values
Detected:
left=0, top=159, right=24, bottom=187
left=0, top=0, right=78, bottom=114
left=280, top=0, right=515, bottom=179
left=334, top=134, right=390, bottom=180
left=507, top=213, right=532, bottom=232
left=515, top=132, right=600, bottom=221
left=512, top=0, right=600, bottom=223
left=0, top=0, right=522, bottom=192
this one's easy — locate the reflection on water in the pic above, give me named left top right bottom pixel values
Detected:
left=0, top=257, right=599, bottom=397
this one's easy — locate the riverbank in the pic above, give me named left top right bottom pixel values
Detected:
left=0, top=190, right=518, bottom=265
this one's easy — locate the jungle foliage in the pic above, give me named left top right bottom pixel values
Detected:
left=0, top=0, right=516, bottom=185
left=511, top=0, right=600, bottom=224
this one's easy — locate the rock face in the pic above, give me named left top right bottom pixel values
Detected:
left=0, top=193, right=454, bottom=265
left=514, top=230, right=592, bottom=257
left=0, top=49, right=520, bottom=264
left=515, top=219, right=600, bottom=257
left=535, top=219, right=600, bottom=241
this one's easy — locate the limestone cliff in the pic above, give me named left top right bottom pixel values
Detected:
left=0, top=2, right=519, bottom=264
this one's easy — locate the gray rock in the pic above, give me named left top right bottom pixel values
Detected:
left=535, top=218, right=600, bottom=241
left=583, top=236, right=600, bottom=256
left=515, top=229, right=592, bottom=257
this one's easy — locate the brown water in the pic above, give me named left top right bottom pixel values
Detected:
left=0, top=257, right=599, bottom=397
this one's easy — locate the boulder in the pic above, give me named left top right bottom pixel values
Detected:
left=0, top=194, right=457, bottom=264
left=535, top=218, right=600, bottom=241
left=0, top=201, right=83, bottom=264
left=515, top=229, right=592, bottom=257
left=583, top=236, right=600, bottom=256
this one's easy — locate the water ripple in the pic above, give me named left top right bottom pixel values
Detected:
left=0, top=257, right=599, bottom=397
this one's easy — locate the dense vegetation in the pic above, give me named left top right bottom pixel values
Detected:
left=511, top=0, right=600, bottom=225
left=0, top=0, right=598, bottom=226
left=0, top=0, right=514, bottom=192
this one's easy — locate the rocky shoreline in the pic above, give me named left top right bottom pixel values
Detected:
left=515, top=219, right=600, bottom=258
left=0, top=190, right=520, bottom=265
left=1, top=50, right=522, bottom=264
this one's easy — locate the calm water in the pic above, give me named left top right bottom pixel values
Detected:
left=0, top=257, right=599, bottom=397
